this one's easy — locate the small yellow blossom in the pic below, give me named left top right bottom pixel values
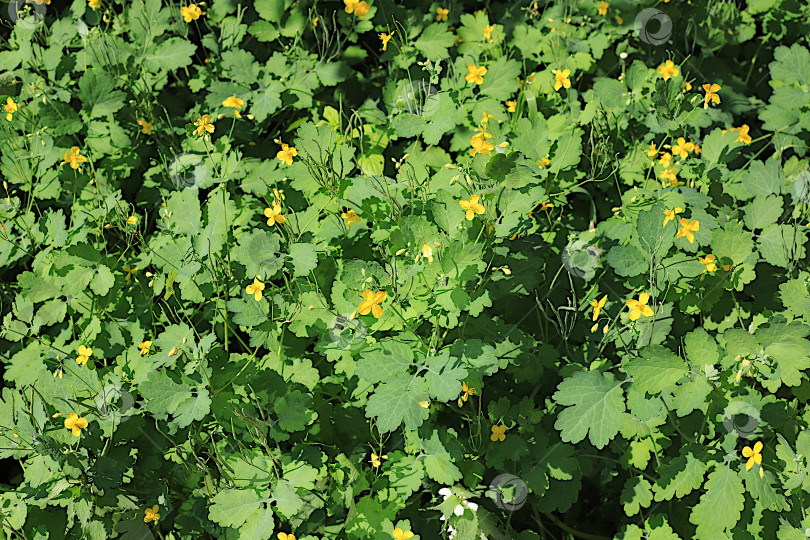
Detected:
left=702, top=83, right=721, bottom=109
left=222, top=96, right=244, bottom=118
left=342, top=209, right=360, bottom=227
left=736, top=124, right=752, bottom=144
left=63, top=146, right=88, bottom=169
left=698, top=254, right=717, bottom=273
left=490, top=424, right=506, bottom=442
left=659, top=168, right=681, bottom=186
left=672, top=137, right=695, bottom=159
left=506, top=100, right=516, bottom=112
left=598, top=1, right=608, bottom=15
left=483, top=25, right=494, bottom=40
left=469, top=131, right=495, bottom=157
left=663, top=207, right=683, bottom=227
left=589, top=294, right=607, bottom=321
left=264, top=204, right=285, bottom=226
left=626, top=293, right=654, bottom=321
left=465, top=64, right=487, bottom=85
left=126, top=216, right=138, bottom=225
left=392, top=528, right=414, bottom=540
left=144, top=505, right=160, bottom=523
left=137, top=119, right=152, bottom=135
left=369, top=452, right=387, bottom=468
left=436, top=7, right=449, bottom=21
left=459, top=195, right=485, bottom=220
left=64, top=412, right=89, bottom=437
left=4, top=98, right=17, bottom=121
left=658, top=152, right=672, bottom=168
left=415, top=243, right=434, bottom=263
left=246, top=276, right=265, bottom=301
left=644, top=143, right=658, bottom=158
left=344, top=0, right=370, bottom=17
left=138, top=341, right=152, bottom=356
left=677, top=218, right=699, bottom=244
left=657, top=60, right=679, bottom=81
left=379, top=31, right=393, bottom=51
left=278, top=534, right=296, bottom=540
left=458, top=381, right=476, bottom=407
left=418, top=400, right=429, bottom=409
left=539, top=200, right=553, bottom=211
left=536, top=155, right=551, bottom=168
left=742, top=441, right=764, bottom=478
left=193, top=114, right=214, bottom=137
left=552, top=69, right=571, bottom=91
left=276, top=143, right=297, bottom=166
left=76, top=345, right=92, bottom=366
left=180, top=4, right=202, bottom=22
left=123, top=264, right=138, bottom=283
left=88, top=0, right=100, bottom=9
left=359, top=290, right=387, bottom=318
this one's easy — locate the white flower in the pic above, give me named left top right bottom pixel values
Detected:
left=438, top=487, right=452, bottom=499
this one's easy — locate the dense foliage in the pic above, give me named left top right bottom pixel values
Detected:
left=2, top=0, right=810, bottom=538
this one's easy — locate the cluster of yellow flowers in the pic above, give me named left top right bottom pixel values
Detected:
left=344, top=0, right=370, bottom=18
left=645, top=137, right=700, bottom=188
left=662, top=207, right=700, bottom=244
left=4, top=97, right=17, bottom=121
left=469, top=122, right=494, bottom=157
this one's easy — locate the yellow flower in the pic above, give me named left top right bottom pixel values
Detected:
left=246, top=276, right=265, bottom=301
left=436, top=7, right=449, bottom=21
left=736, top=124, right=752, bottom=144
left=644, top=143, right=657, bottom=158
left=742, top=441, right=764, bottom=478
left=682, top=80, right=693, bottom=91
left=458, top=381, right=476, bottom=407
left=276, top=143, right=297, bottom=166
left=144, top=505, right=160, bottom=524
left=416, top=243, right=434, bottom=263
left=64, top=412, right=89, bottom=437
left=123, top=264, right=138, bottom=283
left=469, top=131, right=495, bottom=157
left=76, top=345, right=93, bottom=366
left=465, top=64, right=487, bottom=85
left=4, top=97, right=17, bottom=121
left=88, top=0, right=100, bottom=9
left=490, top=424, right=506, bottom=442
left=598, top=1, right=609, bottom=15
left=344, top=0, right=369, bottom=17
left=138, top=341, right=152, bottom=356
left=506, top=100, right=516, bottom=112
left=193, top=114, right=214, bottom=137
left=459, top=195, right=485, bottom=220
left=483, top=25, right=494, bottom=40
left=379, top=31, right=393, bottom=51
left=589, top=294, right=607, bottom=321
left=539, top=200, right=553, bottom=210
left=63, top=146, right=88, bottom=170
left=658, top=168, right=681, bottom=186
left=677, top=218, right=699, bottom=244
left=222, top=95, right=244, bottom=118
left=342, top=209, right=360, bottom=227
left=359, top=290, right=387, bottom=318
left=264, top=204, right=285, bottom=226
left=418, top=400, right=430, bottom=409
left=180, top=4, right=202, bottom=22
left=693, top=143, right=702, bottom=155
left=137, top=119, right=152, bottom=135
left=702, top=83, right=721, bottom=109
left=671, top=137, right=695, bottom=158
left=552, top=69, right=571, bottom=91
left=272, top=187, right=285, bottom=204
left=126, top=216, right=138, bottom=225
left=657, top=60, right=679, bottom=81
left=392, top=528, right=414, bottom=540
left=658, top=152, right=672, bottom=168
left=626, top=293, right=654, bottom=321
left=536, top=155, right=551, bottom=168
left=662, top=207, right=683, bottom=227
left=698, top=254, right=717, bottom=273
left=369, top=452, right=387, bottom=468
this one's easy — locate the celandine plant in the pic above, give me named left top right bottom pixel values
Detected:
left=1, top=0, right=810, bottom=539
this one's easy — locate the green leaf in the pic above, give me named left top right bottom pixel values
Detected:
left=620, top=477, right=652, bottom=516
left=479, top=57, right=521, bottom=101
left=607, top=245, right=648, bottom=277
left=250, top=80, right=284, bottom=123
left=78, top=70, right=125, bottom=119
left=421, top=430, right=462, bottom=484
left=209, top=489, right=265, bottom=529
left=756, top=320, right=810, bottom=388
left=233, top=230, right=283, bottom=279
left=636, top=203, right=674, bottom=258
left=365, top=374, right=429, bottom=432
left=758, top=224, right=807, bottom=268
left=743, top=195, right=783, bottom=230
left=711, top=220, right=754, bottom=265
left=238, top=505, right=275, bottom=540
left=228, top=296, right=269, bottom=327
left=414, top=24, right=455, bottom=61
left=356, top=340, right=415, bottom=384
left=553, top=370, right=627, bottom=449
left=287, top=243, right=318, bottom=277
left=271, top=479, right=304, bottom=518
left=424, top=351, right=468, bottom=402
left=624, top=345, right=689, bottom=395
left=689, top=465, right=745, bottom=536
left=653, top=452, right=708, bottom=501
left=145, top=38, right=196, bottom=72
